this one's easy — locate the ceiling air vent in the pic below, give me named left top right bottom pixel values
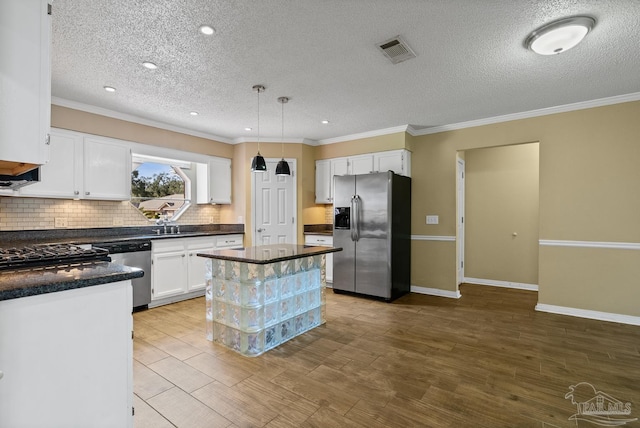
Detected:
left=377, top=35, right=416, bottom=64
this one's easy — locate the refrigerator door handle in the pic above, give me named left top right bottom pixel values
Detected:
left=351, top=195, right=360, bottom=241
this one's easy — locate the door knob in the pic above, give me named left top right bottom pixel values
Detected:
left=257, top=228, right=265, bottom=232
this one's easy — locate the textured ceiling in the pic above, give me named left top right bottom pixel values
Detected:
left=51, top=0, right=640, bottom=144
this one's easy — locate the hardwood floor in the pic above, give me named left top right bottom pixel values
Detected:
left=133, top=284, right=640, bottom=427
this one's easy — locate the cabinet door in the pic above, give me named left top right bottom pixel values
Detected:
left=304, top=235, right=333, bottom=283
left=315, top=160, right=332, bottom=204
left=83, top=138, right=131, bottom=200
left=209, top=158, right=232, bottom=204
left=151, top=251, right=187, bottom=299
left=0, top=0, right=51, bottom=168
left=330, top=158, right=349, bottom=203
left=19, top=131, right=83, bottom=198
left=187, top=241, right=215, bottom=292
left=374, top=150, right=411, bottom=177
left=349, top=154, right=374, bottom=175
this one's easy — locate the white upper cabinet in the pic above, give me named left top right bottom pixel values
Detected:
left=374, top=149, right=411, bottom=177
left=19, top=130, right=83, bottom=198
left=315, top=150, right=411, bottom=204
left=19, top=130, right=131, bottom=201
left=315, top=160, right=332, bottom=204
left=0, top=0, right=51, bottom=173
left=196, top=157, right=232, bottom=204
left=83, top=137, right=131, bottom=200
left=349, top=154, right=375, bottom=175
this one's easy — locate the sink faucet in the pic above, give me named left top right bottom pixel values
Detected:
left=155, top=216, right=170, bottom=234
left=156, top=216, right=180, bottom=234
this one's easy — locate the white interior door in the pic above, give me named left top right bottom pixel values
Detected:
left=252, top=159, right=297, bottom=245
left=457, top=157, right=465, bottom=285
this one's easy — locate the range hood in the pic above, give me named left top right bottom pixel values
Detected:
left=0, top=167, right=40, bottom=190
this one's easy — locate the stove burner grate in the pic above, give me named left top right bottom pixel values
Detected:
left=0, top=244, right=110, bottom=271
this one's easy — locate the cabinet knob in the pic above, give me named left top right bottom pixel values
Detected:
left=74, top=190, right=80, bottom=195
left=182, top=254, right=186, bottom=258
left=85, top=191, right=90, bottom=196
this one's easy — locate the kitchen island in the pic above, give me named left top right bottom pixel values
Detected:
left=0, top=251, right=143, bottom=428
left=198, top=244, right=341, bottom=356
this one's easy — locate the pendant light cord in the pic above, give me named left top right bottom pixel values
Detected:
left=281, top=99, right=284, bottom=158
left=257, top=88, right=261, bottom=153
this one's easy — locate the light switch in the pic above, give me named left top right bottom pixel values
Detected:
left=426, top=215, right=439, bottom=225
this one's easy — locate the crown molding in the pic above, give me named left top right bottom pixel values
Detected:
left=51, top=97, right=234, bottom=144
left=413, top=92, right=640, bottom=136
left=53, top=91, right=640, bottom=147
left=316, top=125, right=412, bottom=145
left=232, top=137, right=307, bottom=144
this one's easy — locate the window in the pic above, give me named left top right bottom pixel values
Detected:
left=130, top=154, right=191, bottom=221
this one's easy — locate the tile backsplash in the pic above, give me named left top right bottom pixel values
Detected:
left=325, top=205, right=333, bottom=225
left=0, top=197, right=220, bottom=230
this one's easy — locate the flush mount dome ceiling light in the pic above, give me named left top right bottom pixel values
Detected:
left=525, top=16, right=596, bottom=55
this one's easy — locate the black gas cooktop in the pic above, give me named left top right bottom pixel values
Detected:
left=0, top=243, right=110, bottom=271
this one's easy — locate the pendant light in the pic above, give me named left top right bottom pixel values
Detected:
left=275, top=96, right=291, bottom=176
left=250, top=84, right=267, bottom=172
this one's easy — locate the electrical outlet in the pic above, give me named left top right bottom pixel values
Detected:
left=426, top=215, right=439, bottom=225
left=112, top=217, right=124, bottom=226
left=54, top=217, right=68, bottom=228
left=208, top=216, right=214, bottom=223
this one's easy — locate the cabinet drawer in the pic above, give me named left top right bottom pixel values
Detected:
left=216, top=235, right=243, bottom=248
left=304, top=235, right=333, bottom=247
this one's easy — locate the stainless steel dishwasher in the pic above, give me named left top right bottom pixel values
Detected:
left=93, top=240, right=152, bottom=310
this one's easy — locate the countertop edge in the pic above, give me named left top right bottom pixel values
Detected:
left=196, top=245, right=342, bottom=265
left=0, top=265, right=144, bottom=302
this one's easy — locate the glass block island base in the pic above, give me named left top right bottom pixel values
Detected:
left=199, top=244, right=342, bottom=357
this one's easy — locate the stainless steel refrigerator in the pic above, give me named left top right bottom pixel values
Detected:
left=333, top=171, right=411, bottom=301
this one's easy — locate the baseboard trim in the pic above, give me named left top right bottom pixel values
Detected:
left=411, top=235, right=456, bottom=241
left=535, top=303, right=640, bottom=326
left=411, top=285, right=461, bottom=299
left=464, top=277, right=538, bottom=291
left=539, top=239, right=640, bottom=250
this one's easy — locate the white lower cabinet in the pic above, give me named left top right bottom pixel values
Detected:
left=0, top=281, right=133, bottom=428
left=186, top=240, right=216, bottom=292
left=304, top=234, right=333, bottom=284
left=151, top=234, right=243, bottom=306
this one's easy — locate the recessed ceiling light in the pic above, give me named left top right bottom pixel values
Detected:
left=142, top=61, right=157, bottom=69
left=321, top=120, right=329, bottom=124
left=525, top=16, right=595, bottom=55
left=190, top=111, right=199, bottom=116
left=199, top=25, right=215, bottom=35
left=245, top=127, right=252, bottom=131
left=104, top=86, right=116, bottom=92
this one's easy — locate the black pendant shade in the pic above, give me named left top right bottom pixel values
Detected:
left=251, top=152, right=267, bottom=172
left=275, top=158, right=291, bottom=176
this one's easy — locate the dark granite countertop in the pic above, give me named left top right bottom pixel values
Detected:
left=197, top=244, right=342, bottom=265
left=0, top=261, right=144, bottom=301
left=0, top=224, right=244, bottom=248
left=303, top=224, right=333, bottom=236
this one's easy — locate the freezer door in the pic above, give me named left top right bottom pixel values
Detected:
left=354, top=173, right=392, bottom=298
left=332, top=175, right=356, bottom=292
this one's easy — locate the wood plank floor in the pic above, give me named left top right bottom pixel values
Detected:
left=133, top=284, right=640, bottom=427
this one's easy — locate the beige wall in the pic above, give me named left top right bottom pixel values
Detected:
left=52, top=106, right=233, bottom=158
left=410, top=100, right=640, bottom=316
left=464, top=143, right=539, bottom=285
